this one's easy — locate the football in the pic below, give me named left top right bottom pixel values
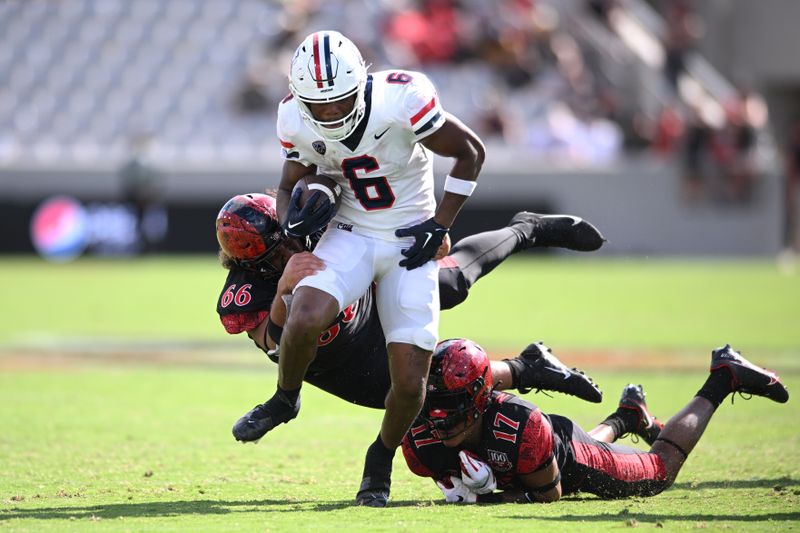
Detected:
left=293, top=174, right=343, bottom=211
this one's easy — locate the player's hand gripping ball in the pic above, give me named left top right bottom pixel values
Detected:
left=283, top=174, right=341, bottom=237
left=458, top=450, right=497, bottom=494
left=436, top=475, right=478, bottom=503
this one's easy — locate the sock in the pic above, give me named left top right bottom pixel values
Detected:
left=696, top=369, right=733, bottom=409
left=507, top=221, right=536, bottom=251
left=601, top=411, right=638, bottom=439
left=361, top=434, right=395, bottom=480
left=371, top=434, right=396, bottom=462
left=278, top=385, right=301, bottom=406
left=447, top=227, right=524, bottom=288
left=501, top=358, right=521, bottom=389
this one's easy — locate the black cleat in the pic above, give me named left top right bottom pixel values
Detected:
left=508, top=212, right=606, bottom=252
left=505, top=342, right=603, bottom=403
left=355, top=477, right=391, bottom=508
left=710, top=344, right=789, bottom=403
left=618, top=384, right=663, bottom=445
left=232, top=389, right=300, bottom=442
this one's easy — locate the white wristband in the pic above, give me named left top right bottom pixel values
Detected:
left=444, top=175, right=477, bottom=196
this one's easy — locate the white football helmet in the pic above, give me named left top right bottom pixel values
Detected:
left=288, top=31, right=368, bottom=141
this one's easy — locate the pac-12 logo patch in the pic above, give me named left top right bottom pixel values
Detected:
left=487, top=449, right=512, bottom=472
left=312, top=141, right=326, bottom=155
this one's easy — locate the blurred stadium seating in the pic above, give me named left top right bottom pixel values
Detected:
left=0, top=0, right=277, bottom=165
left=0, top=0, right=797, bottom=256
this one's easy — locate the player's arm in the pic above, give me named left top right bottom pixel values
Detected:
left=517, top=459, right=562, bottom=502
left=475, top=460, right=561, bottom=504
left=246, top=318, right=270, bottom=351
left=276, top=160, right=318, bottom=225
left=395, top=113, right=485, bottom=269
left=489, top=408, right=560, bottom=503
left=420, top=112, right=485, bottom=228
left=263, top=251, right=326, bottom=349
left=237, top=251, right=325, bottom=352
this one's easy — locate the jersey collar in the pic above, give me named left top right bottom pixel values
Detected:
left=340, top=75, right=373, bottom=152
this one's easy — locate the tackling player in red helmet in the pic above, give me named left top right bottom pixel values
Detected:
left=216, top=193, right=304, bottom=278
left=403, top=340, right=788, bottom=504
left=421, top=339, right=494, bottom=444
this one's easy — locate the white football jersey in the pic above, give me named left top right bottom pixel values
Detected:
left=277, top=69, right=446, bottom=240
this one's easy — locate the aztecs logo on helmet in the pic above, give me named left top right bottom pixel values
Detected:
left=423, top=338, right=494, bottom=439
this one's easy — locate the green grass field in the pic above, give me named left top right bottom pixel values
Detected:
left=1, top=256, right=798, bottom=531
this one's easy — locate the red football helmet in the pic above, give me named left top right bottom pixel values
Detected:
left=422, top=338, right=494, bottom=439
left=215, top=193, right=303, bottom=278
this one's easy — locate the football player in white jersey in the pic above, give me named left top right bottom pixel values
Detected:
left=250, top=31, right=486, bottom=507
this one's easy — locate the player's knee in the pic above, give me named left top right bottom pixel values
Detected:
left=651, top=447, right=685, bottom=488
left=660, top=468, right=680, bottom=491
left=641, top=479, right=672, bottom=497
left=386, top=343, right=431, bottom=406
left=285, top=300, right=336, bottom=339
left=391, top=374, right=427, bottom=406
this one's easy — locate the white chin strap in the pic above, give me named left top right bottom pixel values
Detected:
left=312, top=118, right=355, bottom=141
left=293, top=85, right=365, bottom=141
left=302, top=104, right=360, bottom=141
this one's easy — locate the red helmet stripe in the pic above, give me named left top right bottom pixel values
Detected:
left=280, top=139, right=294, bottom=148
left=312, top=32, right=323, bottom=88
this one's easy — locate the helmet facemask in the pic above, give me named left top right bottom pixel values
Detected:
left=292, top=84, right=366, bottom=141
left=236, top=236, right=305, bottom=279
left=422, top=366, right=490, bottom=440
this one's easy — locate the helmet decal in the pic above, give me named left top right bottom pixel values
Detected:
left=310, top=32, right=337, bottom=89
left=216, top=193, right=304, bottom=278
left=423, top=338, right=494, bottom=439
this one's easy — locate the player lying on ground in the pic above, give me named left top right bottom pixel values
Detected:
left=401, top=339, right=789, bottom=504
left=215, top=192, right=604, bottom=416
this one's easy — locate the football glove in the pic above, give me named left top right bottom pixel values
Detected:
left=458, top=451, right=497, bottom=494
left=395, top=217, right=449, bottom=270
left=435, top=476, right=478, bottom=504
left=283, top=187, right=336, bottom=238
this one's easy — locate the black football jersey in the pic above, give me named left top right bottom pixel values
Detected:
left=401, top=391, right=555, bottom=490
left=216, top=267, right=386, bottom=374
left=217, top=268, right=278, bottom=319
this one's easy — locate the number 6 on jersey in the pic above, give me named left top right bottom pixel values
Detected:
left=342, top=155, right=395, bottom=211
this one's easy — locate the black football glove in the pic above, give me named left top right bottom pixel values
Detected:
left=283, top=187, right=336, bottom=238
left=395, top=217, right=449, bottom=270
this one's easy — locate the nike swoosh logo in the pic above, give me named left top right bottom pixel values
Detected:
left=544, top=366, right=571, bottom=380
left=374, top=127, right=390, bottom=140
left=287, top=220, right=302, bottom=229
left=421, top=232, right=433, bottom=248
left=541, top=214, right=583, bottom=227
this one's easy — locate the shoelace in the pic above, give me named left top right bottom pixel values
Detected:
left=732, top=391, right=753, bottom=404
left=621, top=419, right=655, bottom=444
